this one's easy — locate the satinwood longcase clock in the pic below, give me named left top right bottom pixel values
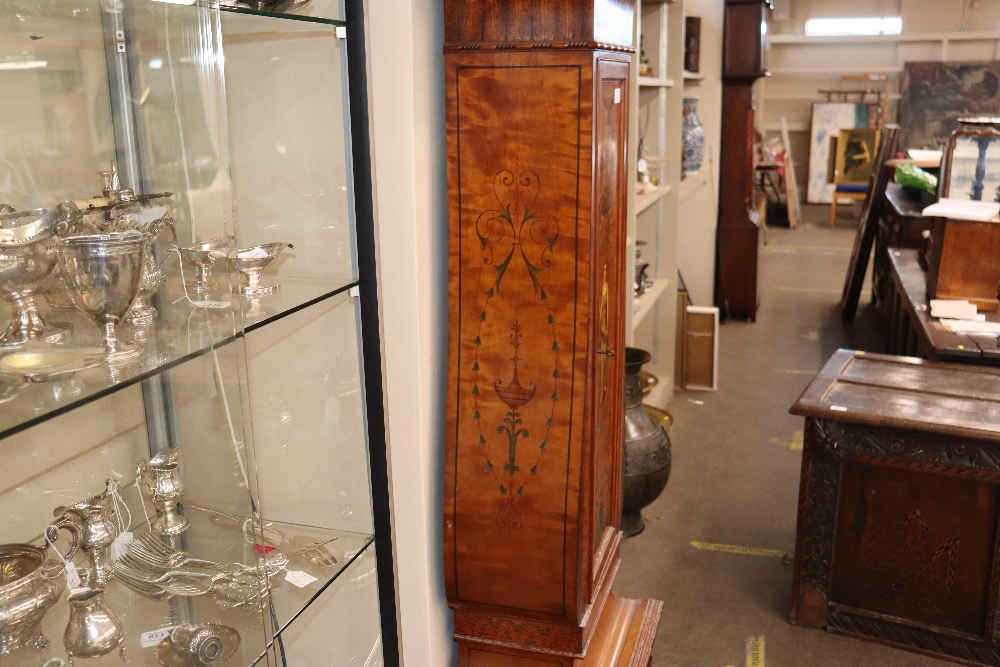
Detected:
left=443, top=1, right=663, bottom=665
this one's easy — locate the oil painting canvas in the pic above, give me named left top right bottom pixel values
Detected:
left=900, top=61, right=1000, bottom=150
left=807, top=103, right=868, bottom=203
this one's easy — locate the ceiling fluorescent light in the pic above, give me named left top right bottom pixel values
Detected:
left=805, top=17, right=903, bottom=37
left=0, top=60, right=47, bottom=70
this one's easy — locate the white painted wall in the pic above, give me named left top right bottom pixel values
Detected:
left=676, top=0, right=723, bottom=308
left=364, top=0, right=454, bottom=665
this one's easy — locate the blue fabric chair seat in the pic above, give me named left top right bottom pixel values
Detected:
left=835, top=183, right=869, bottom=194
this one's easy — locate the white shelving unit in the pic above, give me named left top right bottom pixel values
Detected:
left=628, top=0, right=684, bottom=404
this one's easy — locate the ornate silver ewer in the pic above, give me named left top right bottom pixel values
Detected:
left=0, top=202, right=83, bottom=348
left=57, top=231, right=146, bottom=363
left=139, top=448, right=189, bottom=536
left=0, top=544, right=66, bottom=656
left=63, top=580, right=126, bottom=666
left=229, top=243, right=293, bottom=296
left=180, top=237, right=234, bottom=293
left=50, top=490, right=118, bottom=587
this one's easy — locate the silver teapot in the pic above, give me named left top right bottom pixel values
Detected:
left=0, top=543, right=67, bottom=656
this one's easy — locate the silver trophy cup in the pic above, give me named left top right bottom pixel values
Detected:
left=57, top=232, right=146, bottom=363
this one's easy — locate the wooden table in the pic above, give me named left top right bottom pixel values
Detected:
left=885, top=248, right=1000, bottom=365
left=873, top=183, right=934, bottom=309
left=790, top=349, right=1000, bottom=666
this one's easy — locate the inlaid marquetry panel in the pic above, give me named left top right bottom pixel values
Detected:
left=445, top=52, right=594, bottom=618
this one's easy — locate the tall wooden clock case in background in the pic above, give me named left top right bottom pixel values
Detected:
left=715, top=0, right=771, bottom=320
left=444, top=1, right=664, bottom=664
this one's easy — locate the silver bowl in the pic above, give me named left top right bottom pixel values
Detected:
left=229, top=242, right=293, bottom=296
left=179, top=237, right=234, bottom=292
left=0, top=544, right=65, bottom=656
left=0, top=204, right=82, bottom=348
left=57, top=232, right=146, bottom=363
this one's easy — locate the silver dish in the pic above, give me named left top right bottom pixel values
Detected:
left=180, top=237, right=234, bottom=292
left=57, top=232, right=146, bottom=363
left=0, top=348, right=104, bottom=382
left=0, top=203, right=82, bottom=348
left=156, top=624, right=240, bottom=666
left=0, top=544, right=65, bottom=656
left=229, top=242, right=293, bottom=297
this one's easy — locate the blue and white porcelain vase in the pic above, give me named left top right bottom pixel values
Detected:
left=682, top=98, right=705, bottom=173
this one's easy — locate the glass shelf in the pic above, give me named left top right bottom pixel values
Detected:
left=0, top=275, right=358, bottom=440
left=11, top=510, right=373, bottom=667
left=219, top=5, right=345, bottom=26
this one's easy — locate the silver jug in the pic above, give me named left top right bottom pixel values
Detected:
left=63, top=582, right=125, bottom=665
left=139, top=448, right=189, bottom=536
left=52, top=490, right=118, bottom=586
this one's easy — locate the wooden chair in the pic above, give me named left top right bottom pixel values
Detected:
left=830, top=128, right=879, bottom=227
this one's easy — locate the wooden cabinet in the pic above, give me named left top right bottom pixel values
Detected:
left=790, top=350, right=1000, bottom=666
left=444, top=2, right=663, bottom=664
left=715, top=0, right=770, bottom=320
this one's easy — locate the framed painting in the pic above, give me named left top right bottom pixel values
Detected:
left=835, top=128, right=879, bottom=184
left=900, top=61, right=1000, bottom=150
left=807, top=103, right=869, bottom=203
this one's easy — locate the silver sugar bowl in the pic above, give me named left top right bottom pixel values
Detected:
left=0, top=202, right=82, bottom=348
left=0, top=543, right=66, bottom=656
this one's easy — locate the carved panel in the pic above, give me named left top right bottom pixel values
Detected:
left=813, top=418, right=1000, bottom=477
left=829, top=609, right=1000, bottom=665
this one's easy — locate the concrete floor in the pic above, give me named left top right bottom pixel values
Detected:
left=615, top=205, right=949, bottom=666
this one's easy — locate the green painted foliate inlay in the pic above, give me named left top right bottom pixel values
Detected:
left=499, top=485, right=507, bottom=495
left=540, top=442, right=547, bottom=452
left=474, top=336, right=482, bottom=346
left=516, top=486, right=524, bottom=496
left=479, top=311, right=486, bottom=321
left=530, top=465, right=538, bottom=475
left=540, top=290, right=549, bottom=300
left=546, top=417, right=554, bottom=427
left=479, top=435, right=487, bottom=445
left=474, top=411, right=480, bottom=419
left=472, top=385, right=479, bottom=395
left=548, top=315, right=556, bottom=324
left=551, top=391, right=558, bottom=400
left=472, top=362, right=479, bottom=371
left=553, top=369, right=560, bottom=378
left=552, top=342, right=560, bottom=351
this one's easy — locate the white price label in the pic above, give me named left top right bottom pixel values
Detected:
left=614, top=87, right=621, bottom=104
left=65, top=561, right=81, bottom=590
left=830, top=405, right=848, bottom=412
left=140, top=626, right=177, bottom=648
left=111, top=531, right=134, bottom=561
left=284, top=570, right=318, bottom=588
left=192, top=300, right=231, bottom=309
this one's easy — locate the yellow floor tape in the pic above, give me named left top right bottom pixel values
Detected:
left=690, top=541, right=791, bottom=560
left=770, top=430, right=803, bottom=451
left=747, top=636, right=765, bottom=667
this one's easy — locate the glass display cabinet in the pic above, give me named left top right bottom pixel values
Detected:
left=0, top=1, right=394, bottom=665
